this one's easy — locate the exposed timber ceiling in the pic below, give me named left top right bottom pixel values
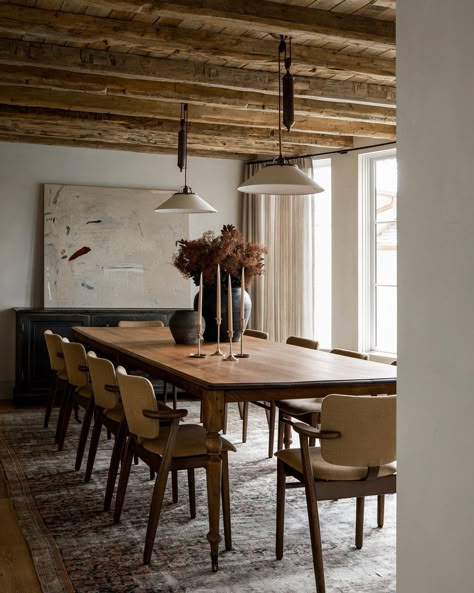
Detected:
left=0, top=0, right=396, bottom=160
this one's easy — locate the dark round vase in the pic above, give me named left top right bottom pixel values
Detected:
left=193, top=285, right=251, bottom=342
left=169, top=310, right=205, bottom=344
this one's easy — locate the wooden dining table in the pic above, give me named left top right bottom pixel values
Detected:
left=72, top=325, right=397, bottom=571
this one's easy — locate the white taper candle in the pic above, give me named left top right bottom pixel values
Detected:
left=198, top=272, right=203, bottom=327
left=227, top=273, right=233, bottom=333
left=240, top=267, right=245, bottom=323
left=216, top=264, right=221, bottom=320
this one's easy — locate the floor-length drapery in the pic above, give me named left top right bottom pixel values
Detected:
left=242, top=157, right=318, bottom=342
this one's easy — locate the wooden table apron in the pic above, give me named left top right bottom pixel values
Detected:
left=72, top=325, right=397, bottom=568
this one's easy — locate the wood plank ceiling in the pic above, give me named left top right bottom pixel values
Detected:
left=0, top=0, right=396, bottom=160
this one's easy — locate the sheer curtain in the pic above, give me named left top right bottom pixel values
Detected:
left=242, top=157, right=318, bottom=342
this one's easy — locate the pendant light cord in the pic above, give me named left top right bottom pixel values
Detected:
left=278, top=36, right=284, bottom=162
left=183, top=103, right=188, bottom=189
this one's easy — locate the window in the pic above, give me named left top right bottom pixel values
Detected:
left=312, top=158, right=332, bottom=349
left=359, top=150, right=397, bottom=354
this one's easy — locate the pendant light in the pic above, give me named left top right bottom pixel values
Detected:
left=155, top=104, right=217, bottom=213
left=238, top=37, right=324, bottom=196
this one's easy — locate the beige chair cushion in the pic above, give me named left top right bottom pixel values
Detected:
left=276, top=447, right=396, bottom=481
left=277, top=398, right=323, bottom=416
left=143, top=424, right=236, bottom=458
left=105, top=405, right=124, bottom=423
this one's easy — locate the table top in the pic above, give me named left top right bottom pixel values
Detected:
left=73, top=326, right=397, bottom=394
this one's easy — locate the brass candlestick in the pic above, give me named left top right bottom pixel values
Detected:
left=235, top=317, right=250, bottom=358
left=189, top=324, right=207, bottom=358
left=211, top=317, right=224, bottom=356
left=224, top=330, right=238, bottom=361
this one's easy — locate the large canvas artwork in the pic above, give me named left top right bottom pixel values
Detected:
left=44, top=184, right=191, bottom=308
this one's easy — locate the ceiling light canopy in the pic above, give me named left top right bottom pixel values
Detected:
left=237, top=37, right=324, bottom=196
left=155, top=104, right=217, bottom=214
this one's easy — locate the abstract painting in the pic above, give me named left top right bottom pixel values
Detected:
left=44, top=184, right=191, bottom=308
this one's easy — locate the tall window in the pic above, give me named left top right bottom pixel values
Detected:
left=359, top=149, right=397, bottom=354
left=312, top=158, right=332, bottom=349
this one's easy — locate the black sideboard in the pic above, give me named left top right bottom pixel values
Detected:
left=14, top=307, right=180, bottom=401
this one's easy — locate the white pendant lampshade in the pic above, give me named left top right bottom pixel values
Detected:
left=237, top=161, right=324, bottom=195
left=155, top=103, right=217, bottom=214
left=154, top=186, right=217, bottom=213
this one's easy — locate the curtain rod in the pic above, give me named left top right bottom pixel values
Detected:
left=246, top=141, right=396, bottom=165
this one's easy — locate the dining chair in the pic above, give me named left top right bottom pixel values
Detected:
left=244, top=328, right=270, bottom=340
left=85, top=352, right=126, bottom=510
left=276, top=347, right=368, bottom=451
left=118, top=319, right=178, bottom=408
left=57, top=340, right=94, bottom=473
left=275, top=394, right=397, bottom=593
left=43, top=330, right=68, bottom=430
left=113, top=366, right=236, bottom=566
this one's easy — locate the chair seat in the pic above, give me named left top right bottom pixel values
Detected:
left=276, top=447, right=397, bottom=481
left=277, top=398, right=323, bottom=416
left=143, top=424, right=237, bottom=458
left=105, top=405, right=125, bottom=423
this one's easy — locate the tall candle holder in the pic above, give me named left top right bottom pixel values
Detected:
left=224, top=330, right=238, bottom=361
left=189, top=323, right=207, bottom=358
left=211, top=317, right=224, bottom=356
left=235, top=318, right=250, bottom=358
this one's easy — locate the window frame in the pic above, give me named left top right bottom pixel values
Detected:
left=358, top=148, right=397, bottom=355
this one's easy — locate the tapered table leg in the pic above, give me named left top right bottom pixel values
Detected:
left=202, top=390, right=225, bottom=572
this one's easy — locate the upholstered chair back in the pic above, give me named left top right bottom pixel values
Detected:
left=286, top=336, right=320, bottom=350
left=330, top=348, right=369, bottom=360
left=116, top=366, right=160, bottom=440
left=320, top=394, right=396, bottom=468
left=87, top=352, right=120, bottom=410
left=44, top=330, right=66, bottom=372
left=118, top=320, right=164, bottom=328
left=62, top=340, right=88, bottom=388
left=244, top=329, right=270, bottom=340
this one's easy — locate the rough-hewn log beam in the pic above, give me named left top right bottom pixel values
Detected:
left=0, top=64, right=396, bottom=124
left=72, top=0, right=396, bottom=49
left=0, top=86, right=396, bottom=139
left=0, top=106, right=354, bottom=150
left=0, top=132, right=251, bottom=160
left=0, top=3, right=395, bottom=80
left=0, top=39, right=396, bottom=107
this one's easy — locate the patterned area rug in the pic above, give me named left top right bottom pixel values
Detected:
left=0, top=400, right=395, bottom=593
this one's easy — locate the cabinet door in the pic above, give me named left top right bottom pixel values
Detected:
left=17, top=313, right=90, bottom=396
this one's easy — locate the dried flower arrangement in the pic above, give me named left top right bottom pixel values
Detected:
left=172, top=225, right=267, bottom=286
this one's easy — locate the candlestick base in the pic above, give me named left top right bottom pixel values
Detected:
left=211, top=347, right=224, bottom=356
left=189, top=353, right=208, bottom=358
left=235, top=353, right=250, bottom=358
left=224, top=352, right=238, bottom=361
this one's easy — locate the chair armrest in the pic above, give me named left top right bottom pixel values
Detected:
left=143, top=408, right=188, bottom=421
left=293, top=422, right=340, bottom=440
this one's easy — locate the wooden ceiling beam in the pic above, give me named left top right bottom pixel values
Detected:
left=0, top=86, right=396, bottom=139
left=0, top=106, right=354, bottom=150
left=72, top=0, right=396, bottom=49
left=0, top=3, right=395, bottom=80
left=0, top=64, right=395, bottom=125
left=0, top=132, right=251, bottom=160
left=0, top=39, right=396, bottom=107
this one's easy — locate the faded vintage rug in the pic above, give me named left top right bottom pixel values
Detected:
left=0, top=400, right=395, bottom=593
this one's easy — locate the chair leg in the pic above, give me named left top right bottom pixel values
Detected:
left=242, top=402, right=249, bottom=443
left=75, top=397, right=95, bottom=471
left=57, top=386, right=74, bottom=451
left=188, top=468, right=196, bottom=519
left=107, top=428, right=112, bottom=440
left=44, top=375, right=57, bottom=429
left=275, top=459, right=286, bottom=560
left=54, top=381, right=68, bottom=444
left=163, top=381, right=168, bottom=404
left=303, top=474, right=326, bottom=593
left=113, top=437, right=135, bottom=524
left=355, top=497, right=365, bottom=549
left=84, top=410, right=103, bottom=482
left=377, top=494, right=385, bottom=528
left=268, top=402, right=276, bottom=458
left=277, top=410, right=285, bottom=452
left=221, top=452, right=232, bottom=551
left=237, top=402, right=244, bottom=420
left=104, top=421, right=127, bottom=512
left=143, top=465, right=171, bottom=564
left=172, top=385, right=178, bottom=410
left=171, top=470, right=178, bottom=503
left=73, top=401, right=81, bottom=424
left=149, top=468, right=155, bottom=481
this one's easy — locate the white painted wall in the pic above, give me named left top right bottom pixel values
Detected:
left=397, top=2, right=474, bottom=591
left=0, top=141, right=243, bottom=398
